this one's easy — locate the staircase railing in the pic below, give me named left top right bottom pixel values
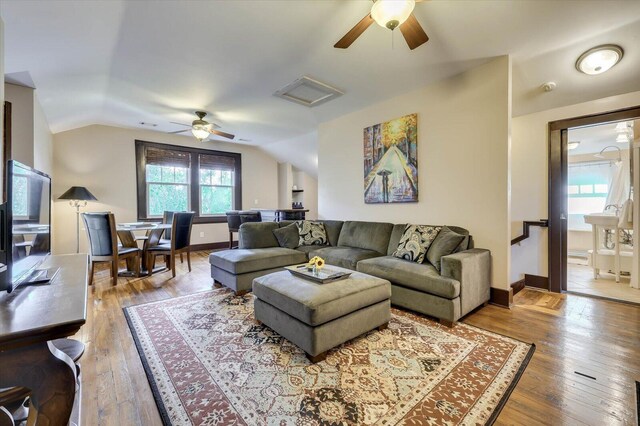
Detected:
left=511, top=220, right=549, bottom=245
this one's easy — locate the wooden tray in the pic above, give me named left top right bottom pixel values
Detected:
left=285, top=264, right=352, bottom=284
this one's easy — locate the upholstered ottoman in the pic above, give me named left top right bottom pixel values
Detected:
left=252, top=267, right=391, bottom=362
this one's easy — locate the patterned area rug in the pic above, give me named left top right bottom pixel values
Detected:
left=124, top=289, right=534, bottom=425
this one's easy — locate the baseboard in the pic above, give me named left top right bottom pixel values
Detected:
left=511, top=279, right=526, bottom=295
left=524, top=274, right=548, bottom=290
left=490, top=287, right=513, bottom=309
left=191, top=241, right=237, bottom=252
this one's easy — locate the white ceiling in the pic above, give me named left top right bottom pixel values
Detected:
left=2, top=0, right=640, bottom=173
left=568, top=121, right=633, bottom=156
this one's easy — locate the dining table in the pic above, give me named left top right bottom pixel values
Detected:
left=116, top=222, right=172, bottom=276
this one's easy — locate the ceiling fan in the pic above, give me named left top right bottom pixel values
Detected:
left=169, top=111, right=235, bottom=142
left=334, top=0, right=429, bottom=50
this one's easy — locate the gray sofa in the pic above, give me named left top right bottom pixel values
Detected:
left=209, top=220, right=491, bottom=326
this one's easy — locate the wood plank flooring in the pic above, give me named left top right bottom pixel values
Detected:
left=75, top=251, right=640, bottom=425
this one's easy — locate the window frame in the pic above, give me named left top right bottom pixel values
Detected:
left=135, top=140, right=242, bottom=224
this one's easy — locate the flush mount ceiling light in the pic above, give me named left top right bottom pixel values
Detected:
left=371, top=0, right=416, bottom=30
left=615, top=133, right=630, bottom=144
left=576, top=44, right=623, bottom=75
left=568, top=141, right=580, bottom=150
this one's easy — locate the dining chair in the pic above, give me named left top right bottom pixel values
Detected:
left=225, top=211, right=241, bottom=249
left=146, top=212, right=195, bottom=277
left=82, top=212, right=141, bottom=285
left=160, top=210, right=184, bottom=263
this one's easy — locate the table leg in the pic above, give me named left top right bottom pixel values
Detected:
left=117, top=230, right=139, bottom=275
left=0, top=341, right=77, bottom=426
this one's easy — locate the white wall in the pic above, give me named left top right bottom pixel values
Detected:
left=277, top=162, right=292, bottom=209
left=318, top=56, right=512, bottom=290
left=511, top=90, right=640, bottom=282
left=52, top=125, right=279, bottom=254
left=0, top=18, right=4, bottom=181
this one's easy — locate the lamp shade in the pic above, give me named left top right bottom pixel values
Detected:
left=58, top=186, right=98, bottom=201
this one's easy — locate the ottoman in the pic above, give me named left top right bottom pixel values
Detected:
left=252, top=266, right=391, bottom=363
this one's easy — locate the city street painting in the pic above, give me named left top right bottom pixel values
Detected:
left=363, top=113, right=418, bottom=204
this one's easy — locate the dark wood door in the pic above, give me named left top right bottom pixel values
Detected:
left=548, top=105, right=640, bottom=293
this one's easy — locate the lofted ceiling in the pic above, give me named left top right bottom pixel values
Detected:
left=2, top=0, right=640, bottom=174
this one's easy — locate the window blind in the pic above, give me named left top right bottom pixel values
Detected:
left=145, top=146, right=191, bottom=168
left=199, top=153, right=236, bottom=171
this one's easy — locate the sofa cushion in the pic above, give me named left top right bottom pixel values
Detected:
left=296, top=221, right=328, bottom=246
left=309, top=246, right=383, bottom=270
left=253, top=267, right=391, bottom=326
left=337, top=221, right=394, bottom=253
left=209, top=247, right=306, bottom=275
left=448, top=226, right=471, bottom=253
left=321, top=220, right=344, bottom=246
left=273, top=223, right=299, bottom=249
left=426, top=226, right=466, bottom=271
left=295, top=245, right=325, bottom=258
left=387, top=224, right=406, bottom=255
left=238, top=222, right=280, bottom=249
left=357, top=256, right=460, bottom=299
left=392, top=225, right=442, bottom=263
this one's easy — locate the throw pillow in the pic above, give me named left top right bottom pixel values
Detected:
left=296, top=221, right=328, bottom=246
left=426, top=226, right=466, bottom=271
left=273, top=223, right=299, bottom=249
left=392, top=224, right=442, bottom=263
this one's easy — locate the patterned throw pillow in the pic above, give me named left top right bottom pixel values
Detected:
left=296, top=221, right=328, bottom=246
left=392, top=224, right=442, bottom=263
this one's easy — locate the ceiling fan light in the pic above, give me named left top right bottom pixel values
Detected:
left=371, top=0, right=415, bottom=30
left=576, top=44, right=623, bottom=75
left=191, top=125, right=210, bottom=141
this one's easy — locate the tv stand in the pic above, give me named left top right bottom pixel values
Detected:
left=0, top=254, right=87, bottom=426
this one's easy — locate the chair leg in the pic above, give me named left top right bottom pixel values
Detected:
left=187, top=251, right=192, bottom=272
left=180, top=253, right=184, bottom=264
left=111, top=260, right=118, bottom=286
left=171, top=254, right=176, bottom=278
left=229, top=232, right=233, bottom=249
left=88, top=261, right=95, bottom=286
left=164, top=255, right=170, bottom=269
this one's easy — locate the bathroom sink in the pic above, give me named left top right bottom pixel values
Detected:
left=584, top=213, right=619, bottom=227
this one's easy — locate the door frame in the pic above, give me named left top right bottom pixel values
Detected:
left=548, top=105, right=640, bottom=293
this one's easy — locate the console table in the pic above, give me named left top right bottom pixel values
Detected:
left=252, top=208, right=309, bottom=222
left=0, top=254, right=88, bottom=425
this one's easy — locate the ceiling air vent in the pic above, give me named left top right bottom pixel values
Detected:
left=274, top=76, right=344, bottom=107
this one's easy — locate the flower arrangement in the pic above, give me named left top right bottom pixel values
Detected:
left=307, top=256, right=325, bottom=272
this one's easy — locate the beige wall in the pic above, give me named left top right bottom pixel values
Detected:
left=292, top=169, right=318, bottom=220
left=33, top=92, right=53, bottom=175
left=318, top=56, right=512, bottom=290
left=0, top=19, right=4, bottom=181
left=511, top=90, right=640, bottom=282
left=52, top=125, right=279, bottom=254
left=4, top=83, right=34, bottom=168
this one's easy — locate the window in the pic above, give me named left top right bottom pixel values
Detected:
left=135, top=140, right=241, bottom=223
left=568, top=161, right=611, bottom=231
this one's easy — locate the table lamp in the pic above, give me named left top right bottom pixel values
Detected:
left=58, top=186, right=98, bottom=253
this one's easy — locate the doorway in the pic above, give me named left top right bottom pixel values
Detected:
left=548, top=106, right=640, bottom=303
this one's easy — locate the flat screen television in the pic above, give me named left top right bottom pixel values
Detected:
left=0, top=160, right=55, bottom=293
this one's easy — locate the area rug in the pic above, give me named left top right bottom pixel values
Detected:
left=124, top=289, right=534, bottom=425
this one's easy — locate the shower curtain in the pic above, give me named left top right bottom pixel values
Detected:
left=605, top=160, right=630, bottom=209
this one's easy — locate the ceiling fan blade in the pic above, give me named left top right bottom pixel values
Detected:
left=209, top=129, right=235, bottom=140
left=399, top=14, right=429, bottom=50
left=169, top=121, right=192, bottom=127
left=168, top=129, right=190, bottom=134
left=334, top=13, right=374, bottom=49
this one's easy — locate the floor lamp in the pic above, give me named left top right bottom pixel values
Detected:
left=58, top=186, right=98, bottom=254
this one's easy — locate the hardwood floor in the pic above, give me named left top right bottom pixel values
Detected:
left=75, top=251, right=640, bottom=425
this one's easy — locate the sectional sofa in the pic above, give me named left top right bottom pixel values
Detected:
left=209, top=220, right=491, bottom=326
